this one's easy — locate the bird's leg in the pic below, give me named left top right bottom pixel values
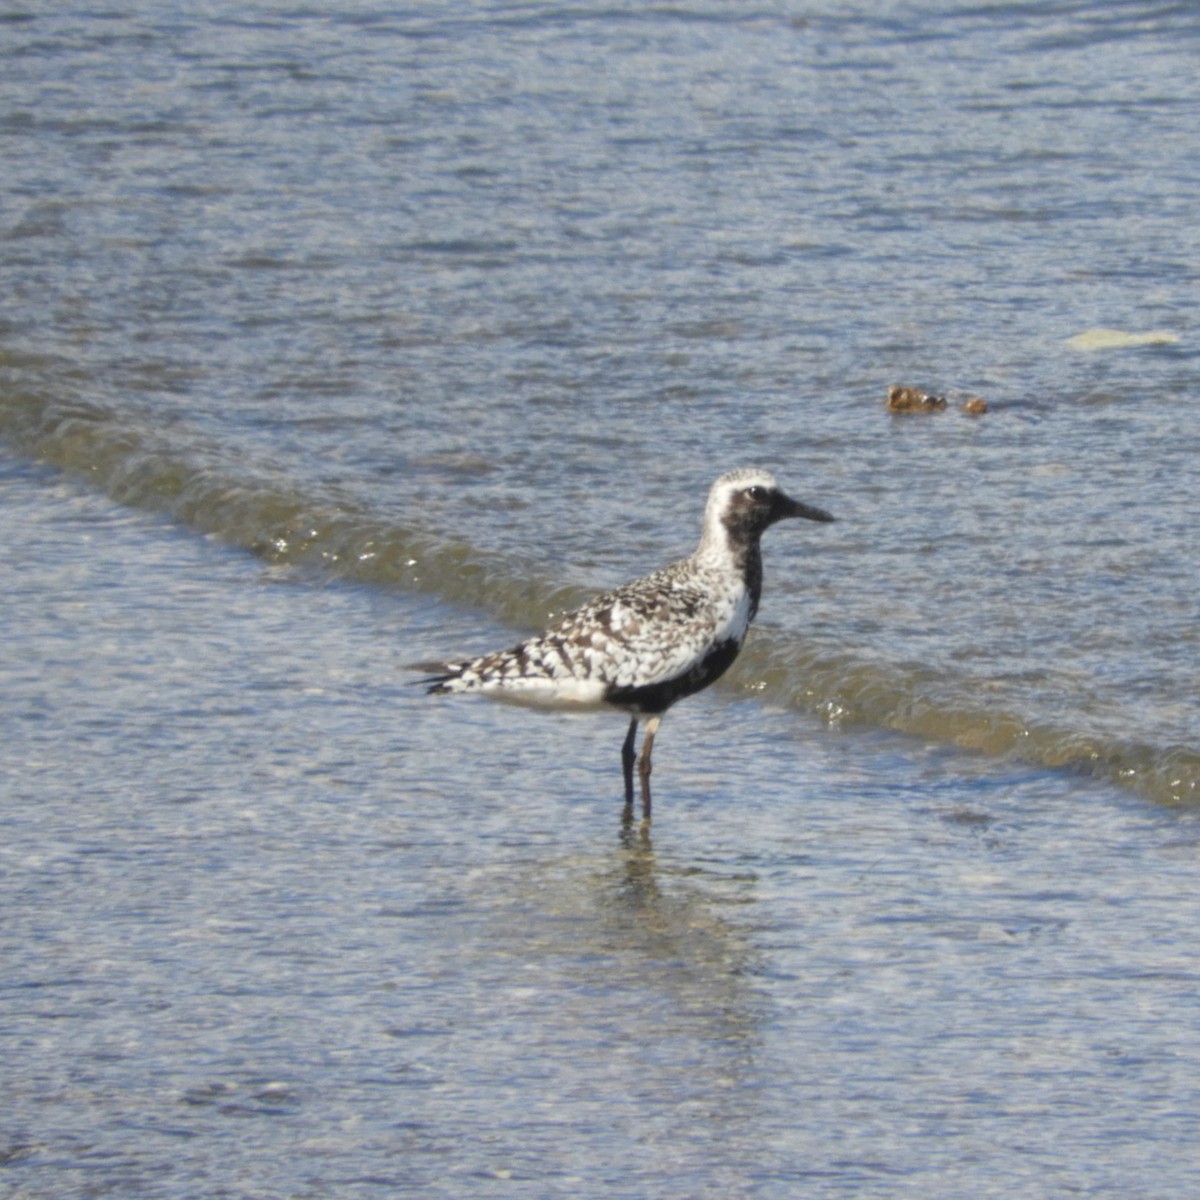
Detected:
left=621, top=715, right=639, bottom=823
left=637, top=715, right=661, bottom=823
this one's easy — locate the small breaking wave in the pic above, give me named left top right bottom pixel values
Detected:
left=2, top=370, right=1196, bottom=810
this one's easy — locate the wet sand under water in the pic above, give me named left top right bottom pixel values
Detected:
left=4, top=460, right=1200, bottom=1199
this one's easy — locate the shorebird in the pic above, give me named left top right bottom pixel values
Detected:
left=421, top=467, right=834, bottom=821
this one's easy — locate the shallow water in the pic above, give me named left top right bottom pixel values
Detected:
left=5, top=459, right=1200, bottom=1198
left=3, top=2, right=1200, bottom=1195
left=2, top=1, right=1198, bottom=803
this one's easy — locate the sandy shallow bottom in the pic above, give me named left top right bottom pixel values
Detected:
left=4, top=460, right=1200, bottom=1199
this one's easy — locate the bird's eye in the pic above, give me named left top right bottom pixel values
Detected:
left=745, top=485, right=766, bottom=501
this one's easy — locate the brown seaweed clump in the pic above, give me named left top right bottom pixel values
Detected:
left=887, top=385, right=947, bottom=413
left=886, top=385, right=990, bottom=415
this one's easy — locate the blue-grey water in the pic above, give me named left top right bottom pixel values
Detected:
left=3, top=4, right=1200, bottom=1197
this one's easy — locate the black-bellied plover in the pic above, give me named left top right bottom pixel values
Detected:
left=422, top=467, right=834, bottom=821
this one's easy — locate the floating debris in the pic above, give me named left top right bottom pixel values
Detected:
left=887, top=385, right=989, bottom=416
left=887, top=385, right=947, bottom=413
left=1065, top=328, right=1180, bottom=351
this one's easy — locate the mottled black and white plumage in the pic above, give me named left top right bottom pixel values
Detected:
left=422, top=467, right=834, bottom=820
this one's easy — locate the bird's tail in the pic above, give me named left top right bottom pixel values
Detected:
left=409, top=659, right=472, bottom=694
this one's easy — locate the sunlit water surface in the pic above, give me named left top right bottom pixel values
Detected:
left=3, top=3, right=1200, bottom=1196
left=5, top=459, right=1200, bottom=1198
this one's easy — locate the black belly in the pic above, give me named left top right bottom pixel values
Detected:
left=604, top=638, right=743, bottom=716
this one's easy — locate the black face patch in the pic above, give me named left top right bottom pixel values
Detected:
left=722, top=486, right=776, bottom=542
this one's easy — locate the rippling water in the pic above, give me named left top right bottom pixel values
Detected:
left=3, top=3, right=1200, bottom=1196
